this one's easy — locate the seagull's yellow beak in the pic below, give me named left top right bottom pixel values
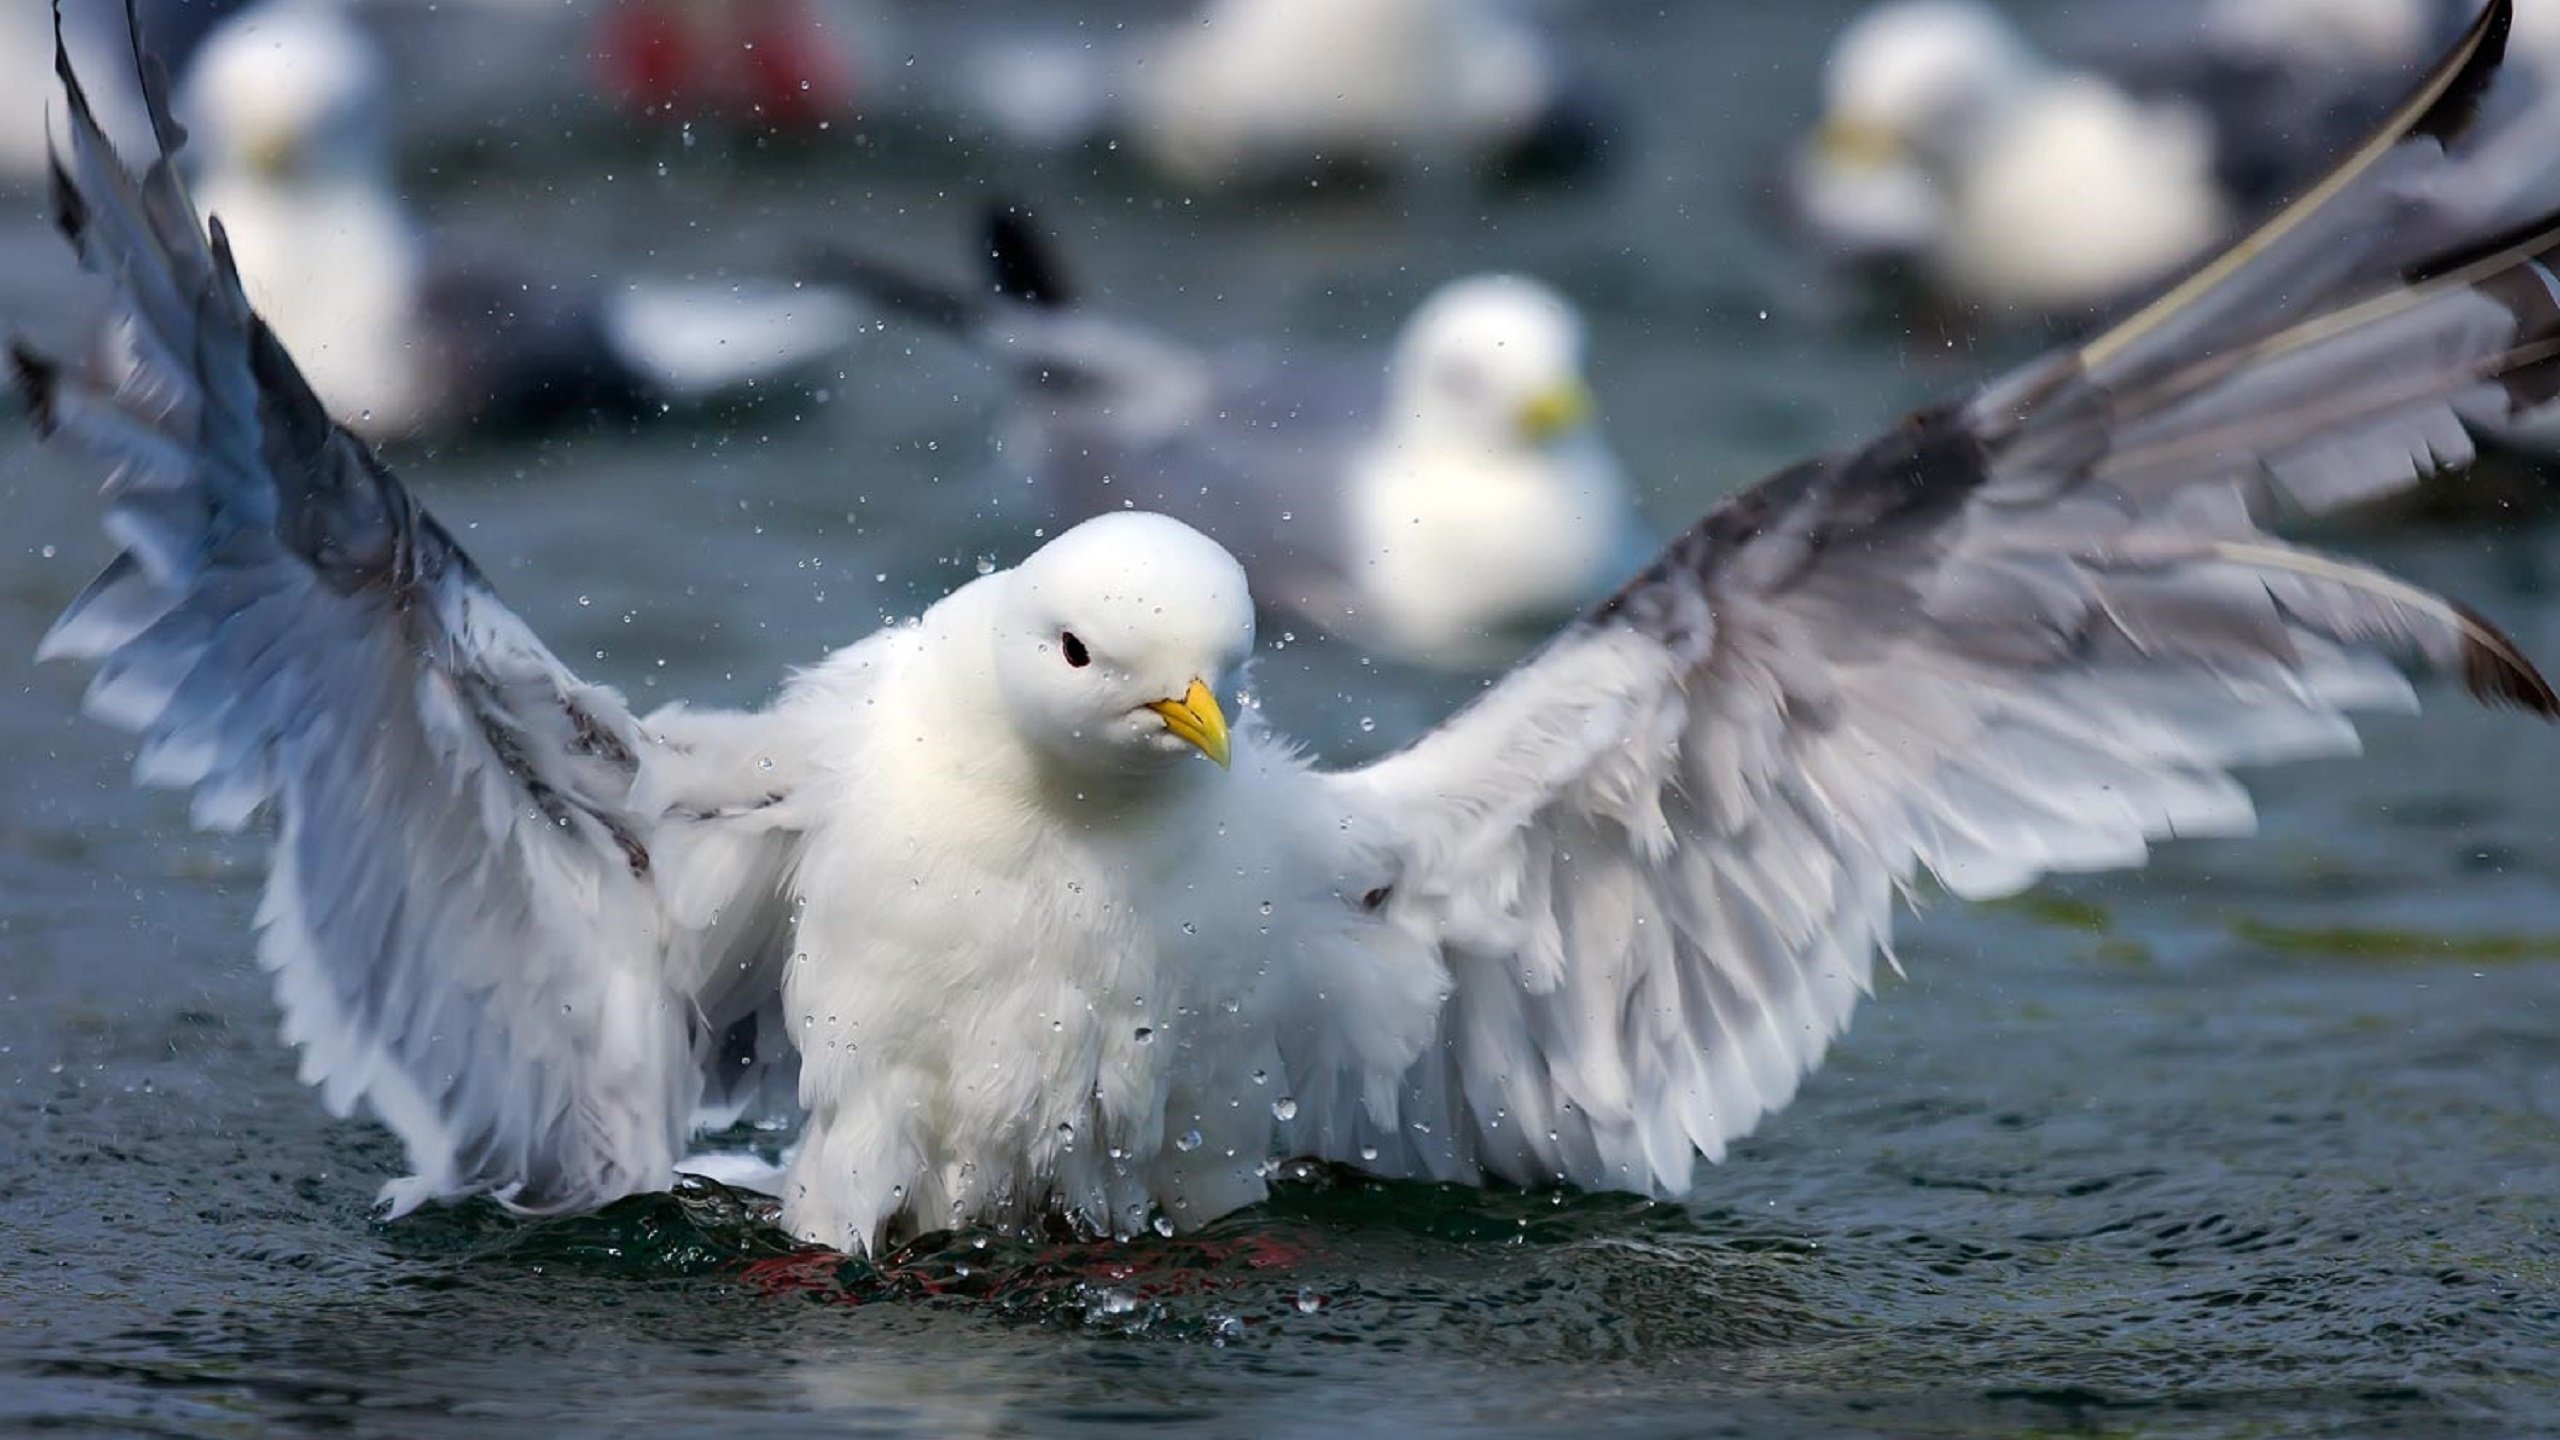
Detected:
left=1517, top=380, right=1594, bottom=445
left=245, top=126, right=300, bottom=179
left=1147, top=678, right=1231, bottom=769
left=1815, top=115, right=1906, bottom=173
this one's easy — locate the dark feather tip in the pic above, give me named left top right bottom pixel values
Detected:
left=138, top=50, right=187, bottom=156
left=10, top=341, right=62, bottom=436
left=2412, top=0, right=2511, bottom=148
left=985, top=204, right=1073, bottom=309
left=46, top=152, right=88, bottom=249
left=50, top=0, right=97, bottom=124
left=2453, top=600, right=2560, bottom=717
left=207, top=214, right=238, bottom=279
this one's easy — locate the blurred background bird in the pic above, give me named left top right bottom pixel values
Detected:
left=1785, top=0, right=2232, bottom=315
left=1780, top=0, right=2560, bottom=321
left=822, top=208, right=1645, bottom=666
left=157, top=0, right=864, bottom=440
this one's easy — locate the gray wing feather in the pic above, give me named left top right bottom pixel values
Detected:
left=23, top=9, right=765, bottom=1214
left=1295, top=0, right=2558, bottom=1195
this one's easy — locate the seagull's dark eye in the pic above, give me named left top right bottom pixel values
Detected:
left=1059, top=631, right=1091, bottom=668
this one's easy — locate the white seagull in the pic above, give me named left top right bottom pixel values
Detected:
left=172, top=0, right=859, bottom=440
left=829, top=210, right=1644, bottom=668
left=1790, top=0, right=2235, bottom=314
left=24, top=3, right=2560, bottom=1255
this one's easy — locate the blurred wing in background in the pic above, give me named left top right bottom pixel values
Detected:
left=21, top=8, right=795, bottom=1215
left=1288, top=0, right=2560, bottom=1193
left=814, top=207, right=1375, bottom=605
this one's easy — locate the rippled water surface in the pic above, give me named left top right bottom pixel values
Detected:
left=3, top=1, right=2558, bottom=1435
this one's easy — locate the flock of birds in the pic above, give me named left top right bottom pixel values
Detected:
left=16, top=0, right=2560, bottom=1257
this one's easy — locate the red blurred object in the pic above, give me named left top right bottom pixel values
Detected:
left=593, top=0, right=857, bottom=130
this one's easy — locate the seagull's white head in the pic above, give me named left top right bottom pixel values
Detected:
left=992, top=513, right=1256, bottom=777
left=1817, top=0, right=2040, bottom=172
left=1387, top=274, right=1595, bottom=456
left=182, top=0, right=388, bottom=183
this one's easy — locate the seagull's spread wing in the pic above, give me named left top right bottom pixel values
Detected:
left=22, top=12, right=791, bottom=1214
left=1293, top=2, right=2559, bottom=1194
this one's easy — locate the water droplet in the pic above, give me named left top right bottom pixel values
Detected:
left=1133, top=1026, right=1154, bottom=1045
left=1296, top=1285, right=1323, bottom=1314
left=1174, top=1128, right=1203, bottom=1152
left=1358, top=1144, right=1379, bottom=1162
left=1250, top=1069, right=1268, bottom=1086
left=1258, top=901, right=1274, bottom=917
left=1271, top=1096, right=1298, bottom=1122
left=1358, top=716, right=1376, bottom=733
left=1152, top=1215, right=1176, bottom=1237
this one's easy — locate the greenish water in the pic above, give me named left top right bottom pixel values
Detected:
left=2, top=1, right=2558, bottom=1435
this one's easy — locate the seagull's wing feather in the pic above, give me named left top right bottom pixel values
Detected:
left=24, top=8, right=751, bottom=1214
left=1292, top=0, right=2559, bottom=1192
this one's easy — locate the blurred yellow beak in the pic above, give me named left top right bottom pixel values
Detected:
left=1517, top=380, right=1593, bottom=445
left=1816, top=115, right=1906, bottom=172
left=245, top=127, right=298, bottom=178
left=1147, top=678, right=1231, bottom=769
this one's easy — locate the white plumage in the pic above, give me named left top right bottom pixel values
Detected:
left=1794, top=0, right=2231, bottom=312
left=26, top=2, right=2560, bottom=1258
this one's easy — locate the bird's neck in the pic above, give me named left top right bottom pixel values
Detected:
left=906, top=578, right=1213, bottom=830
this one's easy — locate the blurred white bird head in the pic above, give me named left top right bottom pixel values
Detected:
left=1817, top=0, right=2041, bottom=172
left=181, top=0, right=388, bottom=182
left=1388, top=274, right=1596, bottom=454
left=992, top=513, right=1255, bottom=776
